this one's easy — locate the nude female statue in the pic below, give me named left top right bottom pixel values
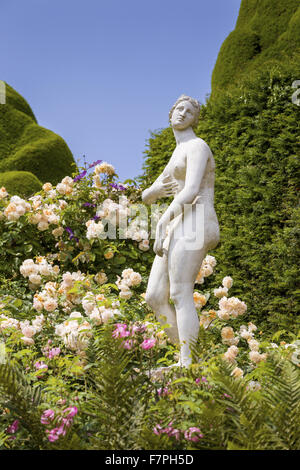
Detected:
left=142, top=95, right=220, bottom=367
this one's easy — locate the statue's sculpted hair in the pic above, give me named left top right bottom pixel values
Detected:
left=169, top=94, right=201, bottom=128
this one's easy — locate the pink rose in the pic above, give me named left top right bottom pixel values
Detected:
left=47, top=347, right=61, bottom=359
left=47, top=431, right=59, bottom=442
left=140, top=338, right=156, bottom=350
left=153, top=424, right=163, bottom=435
left=167, top=427, right=181, bottom=440
left=112, top=323, right=130, bottom=339
left=122, top=339, right=134, bottom=350
left=184, top=427, right=203, bottom=442
left=63, top=406, right=78, bottom=418
left=41, top=409, right=55, bottom=425
left=34, top=361, right=48, bottom=371
left=6, top=419, right=19, bottom=434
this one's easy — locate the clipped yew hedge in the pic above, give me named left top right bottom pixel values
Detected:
left=0, top=83, right=77, bottom=194
left=212, top=0, right=300, bottom=94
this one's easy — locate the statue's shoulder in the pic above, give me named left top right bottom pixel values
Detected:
left=188, top=137, right=212, bottom=156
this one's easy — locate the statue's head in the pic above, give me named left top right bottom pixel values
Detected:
left=169, top=94, right=201, bottom=130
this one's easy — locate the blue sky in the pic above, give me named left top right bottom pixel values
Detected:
left=1, top=0, right=241, bottom=181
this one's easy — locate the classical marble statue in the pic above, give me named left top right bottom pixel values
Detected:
left=142, top=95, right=220, bottom=368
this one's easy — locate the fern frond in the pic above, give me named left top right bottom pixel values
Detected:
left=83, top=325, right=154, bottom=450
left=210, top=354, right=300, bottom=450
left=0, top=361, right=45, bottom=449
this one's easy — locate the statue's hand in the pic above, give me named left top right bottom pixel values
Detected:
left=142, top=174, right=178, bottom=204
left=155, top=174, right=179, bottom=199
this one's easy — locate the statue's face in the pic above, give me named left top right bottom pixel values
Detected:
left=171, top=100, right=195, bottom=130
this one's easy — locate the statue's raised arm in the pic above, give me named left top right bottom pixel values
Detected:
left=142, top=172, right=178, bottom=205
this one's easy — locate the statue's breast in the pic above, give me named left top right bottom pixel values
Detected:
left=170, top=150, right=186, bottom=181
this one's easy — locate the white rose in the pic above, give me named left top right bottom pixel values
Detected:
left=119, top=288, right=133, bottom=300
left=37, top=221, right=49, bottom=231
left=231, top=367, right=243, bottom=378
left=21, top=336, right=35, bottom=345
left=240, top=330, right=253, bottom=341
left=43, top=299, right=58, bottom=312
left=28, top=274, right=42, bottom=285
left=21, top=325, right=36, bottom=338
left=38, top=264, right=51, bottom=276
left=214, top=286, right=228, bottom=299
left=129, top=272, right=142, bottom=287
left=222, top=276, right=233, bottom=289
left=217, top=310, right=230, bottom=321
left=138, top=239, right=149, bottom=251
left=89, top=310, right=103, bottom=325
left=69, top=311, right=82, bottom=319
left=203, top=255, right=216, bottom=267
left=94, top=272, right=108, bottom=285
left=101, top=309, right=115, bottom=323
left=248, top=339, right=260, bottom=351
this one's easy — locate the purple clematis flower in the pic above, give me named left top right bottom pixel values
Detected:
left=88, top=159, right=102, bottom=169
left=73, top=159, right=103, bottom=182
left=82, top=202, right=96, bottom=208
left=73, top=170, right=87, bottom=182
left=109, top=183, right=126, bottom=191
left=65, top=227, right=79, bottom=243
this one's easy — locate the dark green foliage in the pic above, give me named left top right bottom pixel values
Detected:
left=0, top=215, right=56, bottom=281
left=0, top=83, right=77, bottom=194
left=0, top=171, right=42, bottom=197
left=139, top=64, right=300, bottom=332
left=212, top=0, right=300, bottom=94
left=139, top=127, right=175, bottom=189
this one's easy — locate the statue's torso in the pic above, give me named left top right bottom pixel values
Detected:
left=163, top=137, right=220, bottom=251
left=166, top=137, right=215, bottom=203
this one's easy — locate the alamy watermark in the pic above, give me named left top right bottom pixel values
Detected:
left=0, top=80, right=6, bottom=104
left=95, top=200, right=206, bottom=251
left=291, top=80, right=300, bottom=106
left=0, top=341, right=6, bottom=364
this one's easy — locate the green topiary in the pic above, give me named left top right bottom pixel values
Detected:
left=0, top=82, right=77, bottom=193
left=0, top=171, right=42, bottom=197
left=211, top=0, right=300, bottom=95
left=1, top=83, right=37, bottom=121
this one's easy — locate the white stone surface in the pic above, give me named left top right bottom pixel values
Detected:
left=142, top=95, right=220, bottom=367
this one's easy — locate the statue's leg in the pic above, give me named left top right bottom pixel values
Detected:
left=168, top=237, right=207, bottom=367
left=145, top=254, right=179, bottom=343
